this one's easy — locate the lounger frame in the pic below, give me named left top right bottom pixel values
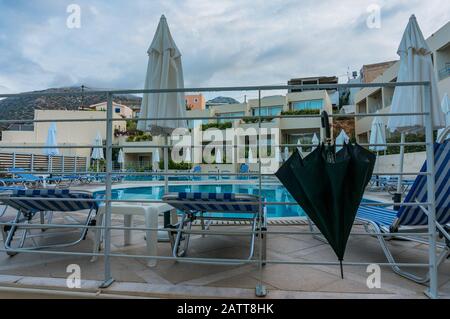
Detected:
left=163, top=192, right=267, bottom=265
left=0, top=189, right=98, bottom=255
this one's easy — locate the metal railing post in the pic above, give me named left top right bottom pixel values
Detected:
left=164, top=141, right=169, bottom=192
left=100, top=92, right=115, bottom=288
left=255, top=89, right=266, bottom=297
left=162, top=137, right=171, bottom=240
left=423, top=82, right=438, bottom=299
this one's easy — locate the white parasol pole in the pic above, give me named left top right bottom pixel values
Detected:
left=396, top=132, right=405, bottom=193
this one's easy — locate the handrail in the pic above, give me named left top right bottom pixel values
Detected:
left=0, top=81, right=430, bottom=98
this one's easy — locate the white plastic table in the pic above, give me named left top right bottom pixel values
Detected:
left=92, top=203, right=176, bottom=266
left=36, top=174, right=49, bottom=187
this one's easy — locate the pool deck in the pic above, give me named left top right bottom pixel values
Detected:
left=0, top=185, right=448, bottom=299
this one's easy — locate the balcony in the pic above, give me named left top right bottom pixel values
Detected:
left=438, top=63, right=450, bottom=81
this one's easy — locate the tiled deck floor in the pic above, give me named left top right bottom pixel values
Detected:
left=0, top=206, right=448, bottom=298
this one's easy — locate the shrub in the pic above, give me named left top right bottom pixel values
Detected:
left=158, top=160, right=193, bottom=170
left=126, top=132, right=152, bottom=142
left=124, top=120, right=154, bottom=142
left=281, top=109, right=320, bottom=116
left=242, top=117, right=274, bottom=123
left=385, top=132, right=430, bottom=155
left=201, top=122, right=232, bottom=131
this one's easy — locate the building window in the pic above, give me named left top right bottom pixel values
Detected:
left=115, top=107, right=121, bottom=113
left=217, top=112, right=245, bottom=123
left=438, top=63, right=450, bottom=81
left=187, top=119, right=209, bottom=129
left=194, top=98, right=198, bottom=103
left=292, top=99, right=323, bottom=111
left=251, top=106, right=283, bottom=117
left=288, top=133, right=316, bottom=152
left=358, top=133, right=369, bottom=144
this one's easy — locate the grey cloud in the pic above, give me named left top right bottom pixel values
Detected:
left=0, top=0, right=449, bottom=95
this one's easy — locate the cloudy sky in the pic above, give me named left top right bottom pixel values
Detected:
left=0, top=0, right=449, bottom=101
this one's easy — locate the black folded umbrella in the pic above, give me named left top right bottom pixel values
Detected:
left=275, top=111, right=375, bottom=278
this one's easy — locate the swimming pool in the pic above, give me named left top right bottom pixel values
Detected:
left=122, top=175, right=262, bottom=182
left=96, top=184, right=305, bottom=218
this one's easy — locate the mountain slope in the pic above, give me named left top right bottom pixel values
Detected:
left=206, top=96, right=239, bottom=104
left=0, top=87, right=142, bottom=130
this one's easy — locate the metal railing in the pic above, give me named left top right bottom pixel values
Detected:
left=0, top=81, right=442, bottom=298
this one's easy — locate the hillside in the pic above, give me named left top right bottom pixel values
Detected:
left=0, top=87, right=142, bottom=130
left=0, top=88, right=241, bottom=131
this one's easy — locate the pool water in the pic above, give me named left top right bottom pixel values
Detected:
left=96, top=184, right=305, bottom=218
left=123, top=175, right=261, bottom=182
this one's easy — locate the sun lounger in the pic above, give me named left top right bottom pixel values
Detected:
left=84, top=173, right=124, bottom=184
left=356, top=139, right=450, bottom=283
left=0, top=178, right=28, bottom=186
left=0, top=185, right=26, bottom=193
left=0, top=185, right=26, bottom=220
left=0, top=189, right=98, bottom=256
left=192, top=165, right=201, bottom=181
left=237, top=163, right=249, bottom=180
left=7, top=168, right=72, bottom=186
left=162, top=192, right=267, bottom=264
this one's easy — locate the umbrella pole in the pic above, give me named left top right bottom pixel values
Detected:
left=375, top=151, right=379, bottom=186
left=394, top=133, right=405, bottom=210
left=340, top=260, right=344, bottom=279
left=396, top=132, right=405, bottom=193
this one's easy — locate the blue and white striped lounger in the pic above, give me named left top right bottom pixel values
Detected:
left=7, top=168, right=72, bottom=186
left=162, top=192, right=266, bottom=263
left=0, top=186, right=27, bottom=219
left=0, top=185, right=26, bottom=193
left=0, top=178, right=29, bottom=186
left=356, top=139, right=449, bottom=283
left=369, top=176, right=415, bottom=193
left=0, top=189, right=98, bottom=256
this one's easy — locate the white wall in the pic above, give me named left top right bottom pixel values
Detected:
left=0, top=110, right=126, bottom=158
left=375, top=151, right=426, bottom=174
